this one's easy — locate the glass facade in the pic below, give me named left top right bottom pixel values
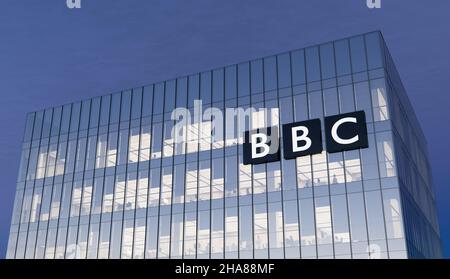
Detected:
left=6, top=31, right=442, bottom=259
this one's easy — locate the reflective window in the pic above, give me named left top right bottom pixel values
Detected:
left=173, top=164, right=185, bottom=204
left=87, top=223, right=99, bottom=259
left=377, top=132, right=396, bottom=178
left=89, top=97, right=101, bottom=128
left=254, top=203, right=268, bottom=255
left=238, top=62, right=250, bottom=97
left=268, top=202, right=284, bottom=258
left=213, top=69, right=224, bottom=102
left=121, top=219, right=134, bottom=259
left=349, top=36, right=367, bottom=73
left=70, top=181, right=82, bottom=217
left=211, top=208, right=224, bottom=258
left=149, top=168, right=160, bottom=207
left=225, top=66, right=237, bottom=100
left=264, top=56, right=277, bottom=91
left=100, top=95, right=111, bottom=126
left=240, top=205, right=253, bottom=258
left=291, top=49, right=306, bottom=85
left=161, top=166, right=173, bottom=205
left=197, top=210, right=210, bottom=258
left=198, top=160, right=210, bottom=201
left=383, top=188, right=404, bottom=239
left=297, top=156, right=312, bottom=188
left=251, top=60, right=263, bottom=94
left=334, top=39, right=351, bottom=76
left=117, top=129, right=129, bottom=165
left=299, top=198, right=316, bottom=258
left=277, top=53, right=291, bottom=88
left=98, top=222, right=110, bottom=258
left=184, top=212, right=197, bottom=258
left=145, top=216, right=158, bottom=258
left=91, top=177, right=103, bottom=215
left=365, top=191, right=387, bottom=240
left=113, top=174, right=125, bottom=212
left=131, top=87, right=143, bottom=120
left=225, top=156, right=237, bottom=197
left=120, top=91, right=132, bottom=122
left=371, top=78, right=389, bottom=121
left=305, top=47, right=320, bottom=82
left=133, top=218, right=146, bottom=258
left=110, top=220, right=122, bottom=258
left=320, top=43, right=336, bottom=79
left=137, top=171, right=148, bottom=209
left=23, top=113, right=35, bottom=142
left=142, top=85, right=154, bottom=117
left=102, top=176, right=114, bottom=213
left=164, top=80, right=176, bottom=113
left=331, top=195, right=350, bottom=244
left=315, top=197, right=333, bottom=244
left=128, top=127, right=140, bottom=163
left=125, top=172, right=137, bottom=210
left=171, top=213, right=184, bottom=258
left=365, top=32, right=383, bottom=70
left=348, top=193, right=368, bottom=244
left=153, top=83, right=165, bottom=115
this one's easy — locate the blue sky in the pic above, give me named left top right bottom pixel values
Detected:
left=0, top=0, right=449, bottom=258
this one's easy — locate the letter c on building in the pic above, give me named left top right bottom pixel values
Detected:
left=331, top=117, right=359, bottom=145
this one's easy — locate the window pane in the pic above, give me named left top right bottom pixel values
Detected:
left=89, top=97, right=101, bottom=128
left=365, top=32, right=383, bottom=69
left=350, top=36, right=367, bottom=73
left=164, top=80, right=176, bottom=113
left=131, top=87, right=143, bottom=119
left=110, top=93, right=121, bottom=124
left=320, top=43, right=336, bottom=79
left=238, top=62, right=250, bottom=97
left=251, top=59, right=263, bottom=94
left=264, top=56, right=277, bottom=91
left=225, top=65, right=237, bottom=100
left=24, top=113, right=35, bottom=142
left=240, top=205, right=253, bottom=258
left=100, top=95, right=111, bottom=126
left=212, top=68, right=224, bottom=102
left=142, top=85, right=154, bottom=117
left=120, top=90, right=132, bottom=122
left=277, top=53, right=291, bottom=88
left=153, top=83, right=165, bottom=115
left=291, top=49, right=306, bottom=85
left=80, top=100, right=91, bottom=131
left=334, top=40, right=351, bottom=76
left=200, top=71, right=212, bottom=104
left=305, top=47, right=320, bottom=82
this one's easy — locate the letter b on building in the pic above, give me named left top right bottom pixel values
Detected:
left=243, top=126, right=280, bottom=165
left=282, top=119, right=323, bottom=159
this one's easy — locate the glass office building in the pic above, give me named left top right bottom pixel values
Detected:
left=6, top=31, right=442, bottom=259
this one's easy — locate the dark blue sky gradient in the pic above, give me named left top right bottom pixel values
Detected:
left=0, top=0, right=449, bottom=258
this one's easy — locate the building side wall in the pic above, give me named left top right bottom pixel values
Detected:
left=381, top=37, right=442, bottom=258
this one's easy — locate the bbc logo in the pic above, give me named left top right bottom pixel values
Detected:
left=243, top=111, right=368, bottom=165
